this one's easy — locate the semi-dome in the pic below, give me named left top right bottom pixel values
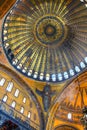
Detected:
left=46, top=71, right=87, bottom=130
left=2, top=0, right=87, bottom=82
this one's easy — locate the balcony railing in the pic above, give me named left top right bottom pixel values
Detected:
left=0, top=100, right=40, bottom=130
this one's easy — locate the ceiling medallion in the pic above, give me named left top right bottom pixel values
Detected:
left=2, top=0, right=87, bottom=82
left=34, top=15, right=68, bottom=46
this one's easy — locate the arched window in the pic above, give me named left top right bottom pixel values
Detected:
left=67, top=113, right=72, bottom=120
left=20, top=107, right=24, bottom=114
left=11, top=101, right=16, bottom=108
left=14, top=89, right=19, bottom=97
left=28, top=112, right=31, bottom=118
left=23, top=97, right=26, bottom=103
left=6, top=82, right=13, bottom=92
left=3, top=95, right=8, bottom=102
left=0, top=78, right=5, bottom=86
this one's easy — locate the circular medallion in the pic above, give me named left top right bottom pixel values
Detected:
left=34, top=15, right=68, bottom=46
left=44, top=24, right=56, bottom=36
left=2, top=0, right=87, bottom=82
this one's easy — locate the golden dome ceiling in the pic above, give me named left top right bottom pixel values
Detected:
left=54, top=71, right=87, bottom=124
left=0, top=64, right=44, bottom=130
left=2, top=0, right=87, bottom=82
left=46, top=71, right=87, bottom=130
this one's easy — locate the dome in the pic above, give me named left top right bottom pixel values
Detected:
left=2, top=0, right=87, bottom=82
left=46, top=71, right=87, bottom=130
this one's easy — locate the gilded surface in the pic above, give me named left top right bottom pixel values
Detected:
left=2, top=0, right=87, bottom=82
left=46, top=70, right=87, bottom=130
left=0, top=0, right=87, bottom=130
left=0, top=0, right=16, bottom=19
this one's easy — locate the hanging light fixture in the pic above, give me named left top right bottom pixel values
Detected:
left=81, top=106, right=87, bottom=130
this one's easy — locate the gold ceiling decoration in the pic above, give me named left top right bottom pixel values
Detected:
left=0, top=64, right=44, bottom=130
left=2, top=0, right=87, bottom=82
left=0, top=0, right=16, bottom=19
left=34, top=15, right=68, bottom=47
left=46, top=71, right=87, bottom=130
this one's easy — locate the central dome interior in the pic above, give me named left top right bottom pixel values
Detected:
left=44, top=24, right=56, bottom=36
left=2, top=0, right=87, bottom=82
left=35, top=15, right=68, bottom=45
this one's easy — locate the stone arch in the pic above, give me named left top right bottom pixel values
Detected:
left=55, top=125, right=78, bottom=130
left=46, top=70, right=87, bottom=130
left=0, top=63, right=44, bottom=130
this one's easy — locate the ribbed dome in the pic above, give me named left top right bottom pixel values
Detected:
left=2, top=0, right=87, bottom=82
